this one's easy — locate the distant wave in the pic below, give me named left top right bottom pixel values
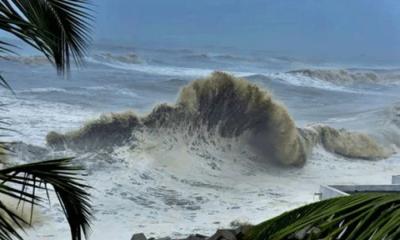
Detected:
left=182, top=53, right=252, bottom=62
left=18, top=86, right=139, bottom=99
left=182, top=52, right=295, bottom=64
left=182, top=54, right=211, bottom=61
left=249, top=73, right=354, bottom=93
left=214, top=54, right=249, bottom=61
left=0, top=55, right=49, bottom=65
left=87, top=53, right=380, bottom=92
left=47, top=72, right=393, bottom=168
left=161, top=78, right=188, bottom=87
left=287, top=69, right=400, bottom=86
left=86, top=56, right=253, bottom=78
left=1, top=53, right=143, bottom=66
left=18, top=87, right=68, bottom=94
left=92, top=52, right=142, bottom=64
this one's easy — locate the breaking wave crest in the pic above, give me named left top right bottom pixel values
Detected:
left=288, top=69, right=400, bottom=85
left=300, top=125, right=393, bottom=160
left=46, top=72, right=394, bottom=167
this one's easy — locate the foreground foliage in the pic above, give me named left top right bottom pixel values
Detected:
left=0, top=158, right=92, bottom=240
left=0, top=0, right=93, bottom=239
left=245, top=193, right=400, bottom=240
left=0, top=0, right=92, bottom=75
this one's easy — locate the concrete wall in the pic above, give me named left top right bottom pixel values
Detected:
left=320, top=183, right=400, bottom=200
left=331, top=184, right=400, bottom=193
left=319, top=185, right=349, bottom=200
left=320, top=176, right=400, bottom=200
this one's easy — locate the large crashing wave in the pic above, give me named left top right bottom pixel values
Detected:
left=288, top=69, right=400, bottom=85
left=47, top=72, right=393, bottom=166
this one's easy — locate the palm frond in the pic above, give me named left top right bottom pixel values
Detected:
left=0, top=1, right=93, bottom=240
left=245, top=193, right=400, bottom=240
left=0, top=74, right=14, bottom=94
left=0, top=158, right=92, bottom=240
left=0, top=199, right=28, bottom=240
left=0, top=0, right=93, bottom=74
left=0, top=40, right=16, bottom=55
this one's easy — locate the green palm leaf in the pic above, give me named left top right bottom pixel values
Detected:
left=244, top=193, right=400, bottom=240
left=0, top=0, right=93, bottom=74
left=0, top=1, right=93, bottom=240
left=0, top=158, right=92, bottom=240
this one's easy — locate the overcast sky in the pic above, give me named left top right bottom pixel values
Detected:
left=94, top=0, right=400, bottom=62
left=18, top=1, right=400, bottom=62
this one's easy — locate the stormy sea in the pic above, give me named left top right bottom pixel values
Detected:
left=2, top=44, right=400, bottom=239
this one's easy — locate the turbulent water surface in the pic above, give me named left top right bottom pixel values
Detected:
left=1, top=44, right=400, bottom=240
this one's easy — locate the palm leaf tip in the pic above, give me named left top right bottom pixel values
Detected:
left=245, top=193, right=400, bottom=240
left=0, top=158, right=93, bottom=240
left=0, top=0, right=93, bottom=75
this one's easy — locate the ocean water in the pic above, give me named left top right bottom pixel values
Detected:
left=1, top=44, right=400, bottom=239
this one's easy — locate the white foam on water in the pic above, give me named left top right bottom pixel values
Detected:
left=17, top=87, right=69, bottom=94
left=24, top=134, right=400, bottom=240
left=270, top=72, right=360, bottom=93
left=87, top=57, right=376, bottom=93
left=86, top=57, right=255, bottom=78
left=0, top=95, right=97, bottom=146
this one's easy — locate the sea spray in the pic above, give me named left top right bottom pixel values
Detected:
left=47, top=111, right=141, bottom=152
left=173, top=72, right=307, bottom=166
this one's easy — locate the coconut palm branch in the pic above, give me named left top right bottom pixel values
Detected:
left=0, top=0, right=93, bottom=239
left=0, top=0, right=92, bottom=75
left=244, top=193, right=400, bottom=240
left=0, top=158, right=92, bottom=240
